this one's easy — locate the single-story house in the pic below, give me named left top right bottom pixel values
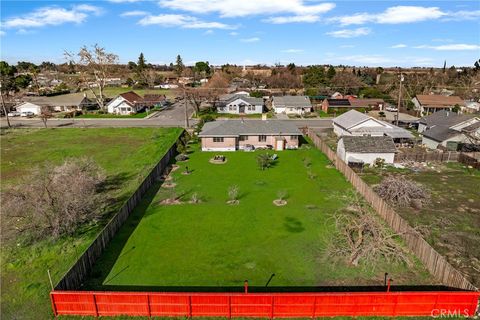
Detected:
left=15, top=102, right=43, bottom=115
left=106, top=91, right=144, bottom=115
left=217, top=95, right=264, bottom=114
left=333, top=110, right=413, bottom=142
left=419, top=110, right=480, bottom=149
left=412, top=95, right=465, bottom=115
left=337, top=135, right=396, bottom=165
left=24, top=93, right=96, bottom=112
left=143, top=94, right=167, bottom=108
left=464, top=101, right=480, bottom=113
left=321, top=98, right=384, bottom=112
left=272, top=96, right=312, bottom=115
left=198, top=120, right=302, bottom=151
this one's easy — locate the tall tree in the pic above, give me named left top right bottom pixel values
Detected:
left=303, top=66, right=326, bottom=88
left=0, top=61, right=17, bottom=128
left=65, top=44, right=119, bottom=111
left=327, top=66, right=336, bottom=80
left=137, top=53, right=146, bottom=72
left=174, top=54, right=185, bottom=77
left=135, top=52, right=149, bottom=87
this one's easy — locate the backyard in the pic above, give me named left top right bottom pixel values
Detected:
left=85, top=142, right=433, bottom=291
left=0, top=127, right=182, bottom=319
left=358, top=162, right=480, bottom=288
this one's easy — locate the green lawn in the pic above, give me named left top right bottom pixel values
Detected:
left=85, top=142, right=432, bottom=290
left=0, top=127, right=182, bottom=320
left=358, top=163, right=480, bottom=288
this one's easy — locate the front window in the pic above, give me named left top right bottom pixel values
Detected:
left=258, top=135, right=267, bottom=142
left=239, top=135, right=248, bottom=141
left=290, top=135, right=298, bottom=140
left=213, top=137, right=224, bottom=143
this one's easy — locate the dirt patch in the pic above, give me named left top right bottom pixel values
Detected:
left=162, top=182, right=176, bottom=188
left=226, top=200, right=239, bottom=205
left=170, top=165, right=180, bottom=171
left=160, top=198, right=182, bottom=205
left=273, top=199, right=287, bottom=206
left=209, top=159, right=228, bottom=164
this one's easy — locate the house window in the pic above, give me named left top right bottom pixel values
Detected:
left=229, top=106, right=235, bottom=111
left=290, top=135, right=298, bottom=140
left=213, top=137, right=224, bottom=143
left=239, top=135, right=248, bottom=141
left=258, top=135, right=267, bottom=142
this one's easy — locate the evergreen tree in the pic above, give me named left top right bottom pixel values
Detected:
left=137, top=53, right=146, bottom=72
left=174, top=54, right=185, bottom=76
left=327, top=65, right=336, bottom=80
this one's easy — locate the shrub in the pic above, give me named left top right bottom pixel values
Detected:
left=175, top=154, right=189, bottom=161
left=256, top=153, right=273, bottom=170
left=228, top=185, right=239, bottom=201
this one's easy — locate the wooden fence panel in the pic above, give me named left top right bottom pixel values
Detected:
left=55, top=135, right=181, bottom=290
left=307, top=129, right=477, bottom=291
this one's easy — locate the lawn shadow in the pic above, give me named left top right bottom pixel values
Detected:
left=82, top=180, right=163, bottom=290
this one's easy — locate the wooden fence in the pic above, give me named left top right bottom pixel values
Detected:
left=394, top=151, right=459, bottom=163
left=458, top=153, right=480, bottom=169
left=307, top=128, right=477, bottom=292
left=54, top=135, right=181, bottom=290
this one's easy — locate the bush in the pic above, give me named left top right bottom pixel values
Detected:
left=256, top=153, right=273, bottom=170
left=374, top=176, right=430, bottom=208
left=175, top=154, right=189, bottom=162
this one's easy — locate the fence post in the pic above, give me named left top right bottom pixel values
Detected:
left=92, top=293, right=99, bottom=317
left=147, top=294, right=151, bottom=318
left=228, top=295, right=232, bottom=319
left=188, top=295, right=193, bottom=318
left=270, top=296, right=274, bottom=320
left=312, top=296, right=317, bottom=319
left=50, top=292, right=58, bottom=318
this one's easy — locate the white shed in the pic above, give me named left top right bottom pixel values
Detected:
left=337, top=136, right=396, bottom=165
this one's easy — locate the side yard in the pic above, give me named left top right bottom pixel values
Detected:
left=358, top=163, right=480, bottom=288
left=0, top=127, right=182, bottom=319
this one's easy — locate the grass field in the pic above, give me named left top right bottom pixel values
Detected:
left=358, top=162, right=480, bottom=288
left=85, top=142, right=432, bottom=290
left=0, top=127, right=182, bottom=319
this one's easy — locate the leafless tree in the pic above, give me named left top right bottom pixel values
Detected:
left=65, top=44, right=118, bottom=111
left=39, top=106, right=52, bottom=128
left=2, top=157, right=106, bottom=241
left=374, top=176, right=430, bottom=208
left=327, top=193, right=413, bottom=268
left=331, top=72, right=365, bottom=95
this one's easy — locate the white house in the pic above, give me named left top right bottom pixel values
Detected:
left=272, top=96, right=312, bottom=115
left=106, top=91, right=144, bottom=115
left=15, top=102, right=42, bottom=115
left=337, top=136, right=396, bottom=165
left=217, top=96, right=264, bottom=114
left=332, top=110, right=413, bottom=141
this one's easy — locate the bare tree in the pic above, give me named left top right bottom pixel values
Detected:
left=2, top=158, right=106, bottom=241
left=327, top=193, right=413, bottom=267
left=374, top=176, right=430, bottom=208
left=39, top=106, right=52, bottom=128
left=65, top=44, right=118, bottom=111
left=227, top=185, right=239, bottom=204
left=331, top=72, right=365, bottom=95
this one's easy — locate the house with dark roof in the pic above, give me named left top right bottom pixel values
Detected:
left=217, top=95, right=264, bottom=115
left=272, top=95, right=312, bottom=115
left=337, top=136, right=396, bottom=165
left=332, top=110, right=413, bottom=141
left=418, top=110, right=480, bottom=149
left=412, top=94, right=465, bottom=115
left=198, top=120, right=302, bottom=151
left=321, top=98, right=384, bottom=113
left=143, top=94, right=167, bottom=107
left=106, top=91, right=144, bottom=115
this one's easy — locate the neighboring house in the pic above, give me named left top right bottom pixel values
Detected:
left=464, top=101, right=480, bottom=113
left=198, top=120, right=302, bottom=151
left=412, top=95, right=465, bottom=115
left=217, top=95, right=264, bottom=114
left=15, top=102, right=43, bottom=115
left=419, top=110, right=480, bottom=149
left=106, top=91, right=144, bottom=115
left=321, top=98, right=384, bottom=112
left=143, top=94, right=167, bottom=107
left=24, top=93, right=96, bottom=112
left=272, top=96, right=312, bottom=114
left=333, top=110, right=413, bottom=141
left=337, top=136, right=396, bottom=165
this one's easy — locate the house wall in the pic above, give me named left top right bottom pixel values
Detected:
left=201, top=137, right=237, bottom=151
left=16, top=102, right=41, bottom=115
left=422, top=134, right=469, bottom=150
left=333, top=123, right=349, bottom=136
left=418, top=123, right=427, bottom=133
left=218, top=99, right=263, bottom=114
left=345, top=152, right=395, bottom=165
left=107, top=96, right=125, bottom=114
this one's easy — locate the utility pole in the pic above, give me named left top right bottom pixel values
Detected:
left=183, top=87, right=189, bottom=129
left=396, top=73, right=403, bottom=126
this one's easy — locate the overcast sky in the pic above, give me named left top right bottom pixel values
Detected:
left=1, top=0, right=479, bottom=67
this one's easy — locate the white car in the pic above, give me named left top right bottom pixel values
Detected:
left=20, top=111, right=35, bottom=117
left=385, top=106, right=398, bottom=112
left=7, top=111, right=21, bottom=117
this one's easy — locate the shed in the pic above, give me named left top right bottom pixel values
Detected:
left=337, top=135, right=396, bottom=165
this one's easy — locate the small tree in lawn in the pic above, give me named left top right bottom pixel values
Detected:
left=273, top=190, right=288, bottom=206
left=227, top=185, right=239, bottom=205
left=256, top=153, right=273, bottom=170
left=39, top=106, right=52, bottom=128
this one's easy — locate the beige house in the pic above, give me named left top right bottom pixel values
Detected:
left=198, top=120, right=302, bottom=151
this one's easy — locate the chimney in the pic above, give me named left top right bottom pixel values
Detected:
left=262, top=113, right=267, bottom=121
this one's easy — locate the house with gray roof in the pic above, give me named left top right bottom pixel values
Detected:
left=198, top=120, right=302, bottom=151
left=217, top=94, right=264, bottom=115
left=337, top=136, right=396, bottom=165
left=419, top=110, right=480, bottom=149
left=333, top=110, right=413, bottom=141
left=272, top=95, right=312, bottom=115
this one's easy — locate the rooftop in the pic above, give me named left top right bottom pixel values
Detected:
left=415, top=95, right=465, bottom=107
left=341, top=135, right=396, bottom=153
left=273, top=95, right=312, bottom=108
left=333, top=109, right=371, bottom=129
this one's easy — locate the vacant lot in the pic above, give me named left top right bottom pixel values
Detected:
left=358, top=163, right=480, bottom=288
left=0, top=127, right=182, bottom=319
left=86, top=142, right=432, bottom=290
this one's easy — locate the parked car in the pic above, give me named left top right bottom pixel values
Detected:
left=20, top=111, right=35, bottom=117
left=385, top=106, right=398, bottom=112
left=7, top=111, right=21, bottom=117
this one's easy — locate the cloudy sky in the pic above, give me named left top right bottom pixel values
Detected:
left=1, top=0, right=479, bottom=67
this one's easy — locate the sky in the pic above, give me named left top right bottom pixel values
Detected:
left=1, top=0, right=479, bottom=67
